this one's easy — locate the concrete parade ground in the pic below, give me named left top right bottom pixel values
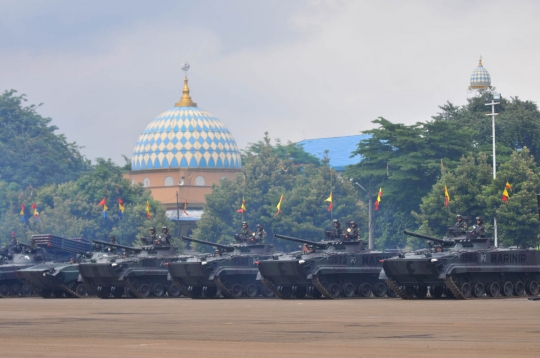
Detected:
left=0, top=297, right=539, bottom=358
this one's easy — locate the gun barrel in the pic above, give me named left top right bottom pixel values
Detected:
left=403, top=230, right=446, bottom=244
left=274, top=234, right=326, bottom=247
left=182, top=237, right=235, bottom=252
left=92, top=240, right=142, bottom=253
left=48, top=245, right=85, bottom=255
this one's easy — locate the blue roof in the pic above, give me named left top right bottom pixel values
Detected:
left=297, top=134, right=370, bottom=171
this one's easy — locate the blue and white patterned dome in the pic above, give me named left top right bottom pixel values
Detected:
left=470, top=59, right=491, bottom=89
left=131, top=78, right=242, bottom=171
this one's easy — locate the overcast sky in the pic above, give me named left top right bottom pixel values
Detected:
left=2, top=0, right=540, bottom=164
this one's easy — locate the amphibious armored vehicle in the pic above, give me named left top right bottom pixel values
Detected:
left=380, top=228, right=540, bottom=299
left=257, top=234, right=397, bottom=299
left=16, top=244, right=121, bottom=298
left=167, top=236, right=275, bottom=298
left=0, top=235, right=89, bottom=298
left=78, top=239, right=183, bottom=298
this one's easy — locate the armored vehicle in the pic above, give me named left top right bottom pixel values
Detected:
left=257, top=234, right=397, bottom=299
left=78, top=239, right=184, bottom=298
left=16, top=243, right=120, bottom=298
left=380, top=228, right=540, bottom=299
left=0, top=235, right=89, bottom=298
left=167, top=236, right=276, bottom=298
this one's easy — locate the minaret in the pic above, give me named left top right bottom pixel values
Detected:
left=175, top=62, right=197, bottom=107
left=468, top=57, right=492, bottom=97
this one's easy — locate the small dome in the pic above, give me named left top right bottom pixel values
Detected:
left=469, top=58, right=491, bottom=89
left=131, top=78, right=242, bottom=171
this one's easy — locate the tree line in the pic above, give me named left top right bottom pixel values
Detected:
left=2, top=88, right=540, bottom=250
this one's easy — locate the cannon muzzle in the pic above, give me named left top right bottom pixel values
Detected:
left=274, top=234, right=327, bottom=248
left=403, top=230, right=446, bottom=244
left=182, top=237, right=235, bottom=252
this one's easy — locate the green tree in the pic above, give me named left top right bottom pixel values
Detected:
left=0, top=90, right=90, bottom=187
left=414, top=149, right=540, bottom=248
left=193, top=134, right=366, bottom=252
left=413, top=153, right=493, bottom=237
left=346, top=116, right=474, bottom=248
left=0, top=159, right=172, bottom=247
left=481, top=149, right=540, bottom=248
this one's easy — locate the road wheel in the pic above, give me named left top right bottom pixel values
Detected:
left=188, top=286, right=202, bottom=298
left=204, top=286, right=218, bottom=298
left=152, top=283, right=166, bottom=298
left=415, top=286, right=428, bottom=299
left=96, top=286, right=111, bottom=299
left=326, top=282, right=341, bottom=298
left=75, top=284, right=87, bottom=297
left=414, top=286, right=427, bottom=298
left=21, top=283, right=32, bottom=297
left=460, top=283, right=472, bottom=298
left=341, top=283, right=356, bottom=298
left=278, top=286, right=292, bottom=299
left=386, top=287, right=398, bottom=298
left=404, top=286, right=416, bottom=298
left=230, top=283, right=244, bottom=298
left=292, top=286, right=306, bottom=299
left=167, top=283, right=181, bottom=297
left=429, top=286, right=444, bottom=298
left=138, top=283, right=151, bottom=298
left=311, top=287, right=322, bottom=298
left=502, top=281, right=513, bottom=296
left=473, top=283, right=484, bottom=298
left=261, top=285, right=275, bottom=298
left=514, top=281, right=525, bottom=296
left=10, top=283, right=21, bottom=297
left=526, top=281, right=540, bottom=296
left=0, top=284, right=10, bottom=297
left=487, top=282, right=500, bottom=297
left=112, top=286, right=124, bottom=298
left=373, top=282, right=388, bottom=297
left=244, top=283, right=258, bottom=298
left=40, top=289, right=53, bottom=298
left=357, top=283, right=372, bottom=298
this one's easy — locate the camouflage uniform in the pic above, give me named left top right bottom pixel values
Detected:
left=346, top=226, right=360, bottom=240
left=472, top=223, right=486, bottom=238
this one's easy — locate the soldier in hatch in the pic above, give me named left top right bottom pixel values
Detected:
left=251, top=224, right=267, bottom=243
left=455, top=214, right=467, bottom=231
left=235, top=222, right=253, bottom=243
left=330, top=219, right=343, bottom=239
left=141, top=227, right=158, bottom=245
left=161, top=227, right=172, bottom=244
left=472, top=217, right=486, bottom=238
left=345, top=221, right=360, bottom=241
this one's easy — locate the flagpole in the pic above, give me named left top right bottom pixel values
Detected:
left=176, top=191, right=181, bottom=239
left=486, top=93, right=500, bottom=247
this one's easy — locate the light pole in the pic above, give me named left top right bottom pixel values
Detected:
left=351, top=180, right=374, bottom=249
left=485, top=92, right=500, bottom=246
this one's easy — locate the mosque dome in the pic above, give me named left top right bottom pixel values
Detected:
left=469, top=58, right=491, bottom=90
left=131, top=76, right=242, bottom=171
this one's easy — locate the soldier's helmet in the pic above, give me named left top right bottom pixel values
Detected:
left=149, top=227, right=155, bottom=232
left=242, top=222, right=248, bottom=227
left=476, top=216, right=483, bottom=223
left=350, top=221, right=356, bottom=226
left=457, top=214, right=462, bottom=219
left=257, top=224, right=262, bottom=228
left=162, top=226, right=168, bottom=232
left=333, top=219, right=340, bottom=225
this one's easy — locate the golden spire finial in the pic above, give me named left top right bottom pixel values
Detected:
left=175, top=77, right=197, bottom=107
left=479, top=56, right=483, bottom=66
left=175, top=62, right=197, bottom=107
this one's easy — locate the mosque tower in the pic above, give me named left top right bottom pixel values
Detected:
left=125, top=63, right=242, bottom=233
left=468, top=57, right=492, bottom=97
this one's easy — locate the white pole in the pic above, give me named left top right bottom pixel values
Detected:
left=486, top=98, right=499, bottom=246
